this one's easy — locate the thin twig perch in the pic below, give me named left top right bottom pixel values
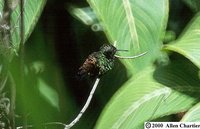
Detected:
left=65, top=78, right=100, bottom=129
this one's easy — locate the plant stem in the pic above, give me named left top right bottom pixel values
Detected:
left=65, top=78, right=100, bottom=129
left=19, top=0, right=26, bottom=128
left=0, top=0, right=18, bottom=129
left=0, top=73, right=8, bottom=93
left=8, top=72, right=16, bottom=129
left=15, top=77, right=100, bottom=129
left=19, top=0, right=25, bottom=86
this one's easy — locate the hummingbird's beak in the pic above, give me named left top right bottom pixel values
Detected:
left=114, top=51, right=148, bottom=59
left=116, top=49, right=128, bottom=52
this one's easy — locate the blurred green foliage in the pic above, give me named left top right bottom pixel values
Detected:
left=0, top=0, right=200, bottom=129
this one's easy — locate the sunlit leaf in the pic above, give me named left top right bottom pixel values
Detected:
left=181, top=102, right=200, bottom=122
left=87, top=0, right=169, bottom=75
left=164, top=13, right=200, bottom=68
left=95, top=60, right=200, bottom=129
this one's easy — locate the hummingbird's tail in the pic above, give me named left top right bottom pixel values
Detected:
left=77, top=68, right=88, bottom=79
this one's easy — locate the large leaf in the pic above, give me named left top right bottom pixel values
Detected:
left=164, top=13, right=200, bottom=69
left=181, top=102, right=200, bottom=122
left=182, top=0, right=200, bottom=12
left=95, top=60, right=200, bottom=129
left=37, top=78, right=59, bottom=109
left=68, top=6, right=98, bottom=26
left=87, top=0, right=169, bottom=75
left=0, top=0, right=46, bottom=50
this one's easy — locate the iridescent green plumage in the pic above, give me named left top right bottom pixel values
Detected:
left=92, top=51, right=115, bottom=76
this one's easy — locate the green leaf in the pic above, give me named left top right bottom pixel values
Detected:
left=95, top=60, right=199, bottom=129
left=0, top=0, right=46, bottom=50
left=182, top=0, right=200, bottom=12
left=181, top=103, right=200, bottom=122
left=87, top=0, right=169, bottom=75
left=37, top=78, right=59, bottom=110
left=68, top=6, right=98, bottom=25
left=164, top=13, right=200, bottom=69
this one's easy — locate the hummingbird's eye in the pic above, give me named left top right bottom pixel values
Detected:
left=104, top=50, right=115, bottom=59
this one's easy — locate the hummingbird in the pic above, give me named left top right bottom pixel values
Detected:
left=77, top=44, right=117, bottom=78
left=68, top=43, right=147, bottom=129
left=77, top=43, right=147, bottom=78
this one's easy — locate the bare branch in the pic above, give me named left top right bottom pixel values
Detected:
left=16, top=125, right=33, bottom=129
left=8, top=72, right=16, bottom=129
left=65, top=78, right=100, bottom=129
left=15, top=78, right=101, bottom=129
